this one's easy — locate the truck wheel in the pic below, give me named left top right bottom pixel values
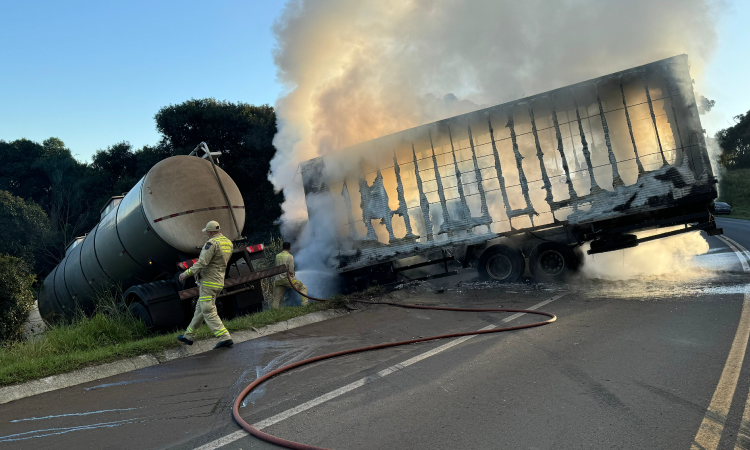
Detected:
left=529, top=242, right=578, bottom=283
left=128, top=302, right=154, bottom=327
left=478, top=245, right=524, bottom=282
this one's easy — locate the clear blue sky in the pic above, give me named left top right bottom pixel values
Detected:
left=700, top=0, right=750, bottom=136
left=0, top=0, right=286, bottom=162
left=0, top=0, right=748, bottom=163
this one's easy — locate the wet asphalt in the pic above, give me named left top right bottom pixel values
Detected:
left=0, top=218, right=749, bottom=450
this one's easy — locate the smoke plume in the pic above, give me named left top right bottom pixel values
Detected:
left=580, top=229, right=711, bottom=281
left=269, top=0, right=721, bottom=274
left=270, top=0, right=719, bottom=223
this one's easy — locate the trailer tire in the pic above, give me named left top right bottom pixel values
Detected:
left=529, top=242, right=578, bottom=283
left=128, top=301, right=154, bottom=328
left=478, top=245, right=524, bottom=282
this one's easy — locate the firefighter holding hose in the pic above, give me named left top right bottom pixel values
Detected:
left=272, top=242, right=308, bottom=308
left=177, top=220, right=234, bottom=349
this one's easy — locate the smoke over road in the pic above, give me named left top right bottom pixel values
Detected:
left=580, top=229, right=711, bottom=281
left=268, top=0, right=721, bottom=276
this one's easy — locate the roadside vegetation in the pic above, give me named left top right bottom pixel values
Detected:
left=715, top=110, right=750, bottom=221
left=0, top=255, right=36, bottom=343
left=0, top=297, right=331, bottom=387
left=718, top=168, right=750, bottom=220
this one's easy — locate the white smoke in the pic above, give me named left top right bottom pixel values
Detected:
left=290, top=193, right=338, bottom=270
left=270, top=0, right=720, bottom=224
left=268, top=0, right=721, bottom=276
left=706, top=136, right=724, bottom=195
left=580, top=229, right=711, bottom=281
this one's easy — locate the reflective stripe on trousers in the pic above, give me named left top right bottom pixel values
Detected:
left=183, top=286, right=231, bottom=342
left=201, top=280, right=224, bottom=290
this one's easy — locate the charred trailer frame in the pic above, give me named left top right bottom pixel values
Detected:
left=299, top=54, right=721, bottom=285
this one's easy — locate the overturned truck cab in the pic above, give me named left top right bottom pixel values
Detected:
left=300, top=54, right=721, bottom=285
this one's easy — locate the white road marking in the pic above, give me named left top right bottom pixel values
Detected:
left=193, top=294, right=566, bottom=450
left=691, top=235, right=750, bottom=450
left=721, top=235, right=750, bottom=271
left=193, top=431, right=246, bottom=450
left=718, top=236, right=750, bottom=450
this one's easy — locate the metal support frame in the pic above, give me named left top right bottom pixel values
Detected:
left=190, top=142, right=243, bottom=240
left=393, top=250, right=458, bottom=282
left=178, top=264, right=287, bottom=300
left=587, top=221, right=720, bottom=255
left=409, top=271, right=459, bottom=282
left=394, top=256, right=455, bottom=273
left=583, top=211, right=711, bottom=241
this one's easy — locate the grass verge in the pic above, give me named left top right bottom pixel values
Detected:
left=719, top=168, right=750, bottom=220
left=0, top=302, right=330, bottom=387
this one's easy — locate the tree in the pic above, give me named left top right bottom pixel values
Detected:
left=717, top=110, right=750, bottom=170
left=91, top=142, right=138, bottom=186
left=0, top=138, right=91, bottom=229
left=154, top=99, right=283, bottom=242
left=0, top=191, right=50, bottom=274
left=133, top=143, right=174, bottom=177
left=29, top=140, right=98, bottom=269
left=84, top=141, right=176, bottom=222
left=34, top=145, right=89, bottom=229
left=0, top=138, right=65, bottom=205
left=0, top=254, right=36, bottom=342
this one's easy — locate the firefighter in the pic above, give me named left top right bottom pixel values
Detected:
left=176, top=220, right=234, bottom=349
left=272, top=242, right=308, bottom=309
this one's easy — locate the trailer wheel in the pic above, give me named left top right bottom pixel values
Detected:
left=128, top=301, right=154, bottom=327
left=529, top=242, right=578, bottom=283
left=478, top=245, right=524, bottom=282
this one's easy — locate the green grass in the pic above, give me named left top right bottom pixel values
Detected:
left=0, top=302, right=330, bottom=387
left=718, top=168, right=750, bottom=220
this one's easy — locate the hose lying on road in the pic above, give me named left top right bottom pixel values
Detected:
left=232, top=271, right=557, bottom=450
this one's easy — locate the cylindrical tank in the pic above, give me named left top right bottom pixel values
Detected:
left=39, top=155, right=246, bottom=318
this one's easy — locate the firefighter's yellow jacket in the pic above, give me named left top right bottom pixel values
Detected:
left=184, top=233, right=233, bottom=289
left=274, top=250, right=295, bottom=283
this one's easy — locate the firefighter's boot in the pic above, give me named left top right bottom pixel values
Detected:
left=214, top=339, right=234, bottom=349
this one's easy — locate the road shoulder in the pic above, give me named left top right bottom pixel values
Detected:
left=0, top=309, right=348, bottom=405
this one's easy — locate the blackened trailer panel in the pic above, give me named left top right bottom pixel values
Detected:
left=300, top=55, right=715, bottom=272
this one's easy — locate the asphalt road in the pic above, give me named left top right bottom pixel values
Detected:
left=1, top=218, right=749, bottom=450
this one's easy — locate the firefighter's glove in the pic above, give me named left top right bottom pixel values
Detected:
left=179, top=271, right=188, bottom=283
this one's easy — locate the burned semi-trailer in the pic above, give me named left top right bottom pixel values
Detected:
left=300, top=54, right=722, bottom=285
left=39, top=143, right=287, bottom=329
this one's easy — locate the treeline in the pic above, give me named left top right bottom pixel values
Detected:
left=717, top=109, right=750, bottom=170
left=0, top=98, right=283, bottom=285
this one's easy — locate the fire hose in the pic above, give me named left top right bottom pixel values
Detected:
left=231, top=271, right=557, bottom=450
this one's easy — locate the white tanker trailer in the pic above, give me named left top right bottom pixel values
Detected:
left=39, top=144, right=287, bottom=329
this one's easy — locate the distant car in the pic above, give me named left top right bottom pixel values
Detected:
left=713, top=201, right=732, bottom=215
